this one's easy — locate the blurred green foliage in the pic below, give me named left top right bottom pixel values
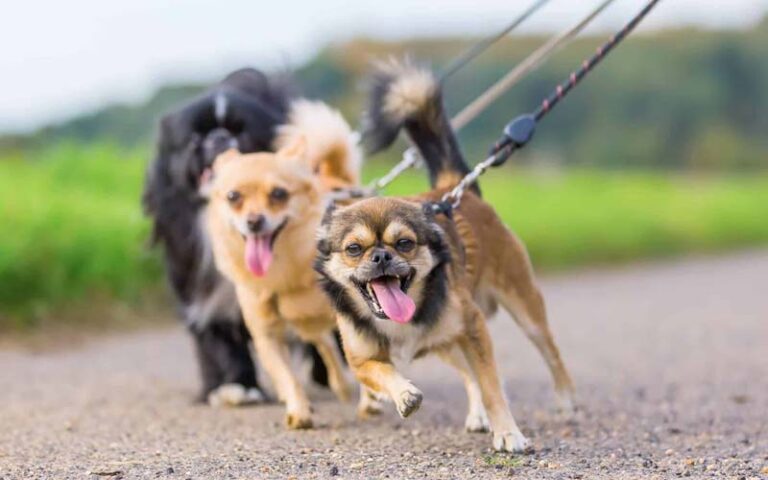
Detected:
left=0, top=144, right=162, bottom=328
left=4, top=22, right=766, bottom=171
left=2, top=144, right=767, bottom=328
left=2, top=23, right=767, bottom=327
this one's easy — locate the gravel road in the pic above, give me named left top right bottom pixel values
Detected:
left=1, top=251, right=767, bottom=479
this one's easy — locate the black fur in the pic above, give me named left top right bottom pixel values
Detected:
left=362, top=63, right=479, bottom=195
left=193, top=318, right=257, bottom=400
left=142, top=67, right=331, bottom=399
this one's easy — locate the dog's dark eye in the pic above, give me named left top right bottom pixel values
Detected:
left=226, top=190, right=242, bottom=204
left=345, top=243, right=363, bottom=257
left=270, top=187, right=289, bottom=202
left=396, top=238, right=415, bottom=253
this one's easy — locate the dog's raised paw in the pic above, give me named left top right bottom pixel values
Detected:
left=493, top=430, right=532, bottom=453
left=207, top=384, right=266, bottom=408
left=395, top=387, right=423, bottom=418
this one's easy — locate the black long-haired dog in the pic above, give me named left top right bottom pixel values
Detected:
left=143, top=68, right=329, bottom=404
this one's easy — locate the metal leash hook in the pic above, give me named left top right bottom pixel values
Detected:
left=371, top=147, right=422, bottom=190
left=438, top=113, right=537, bottom=211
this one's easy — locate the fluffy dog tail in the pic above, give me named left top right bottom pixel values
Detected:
left=363, top=59, right=476, bottom=194
left=274, top=100, right=362, bottom=187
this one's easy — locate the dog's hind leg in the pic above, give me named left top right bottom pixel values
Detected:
left=357, top=386, right=384, bottom=418
left=492, top=261, right=575, bottom=412
left=195, top=319, right=266, bottom=407
left=192, top=332, right=225, bottom=401
left=437, top=346, right=489, bottom=433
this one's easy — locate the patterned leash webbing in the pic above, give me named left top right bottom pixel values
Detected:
left=451, top=0, right=616, bottom=132
left=534, top=0, right=660, bottom=123
left=438, top=0, right=662, bottom=213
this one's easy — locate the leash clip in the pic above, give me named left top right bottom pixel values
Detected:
left=490, top=114, right=537, bottom=167
left=428, top=200, right=454, bottom=219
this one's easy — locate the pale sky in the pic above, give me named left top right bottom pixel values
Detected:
left=1, top=0, right=766, bottom=133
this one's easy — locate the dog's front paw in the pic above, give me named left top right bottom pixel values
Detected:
left=465, top=408, right=490, bottom=433
left=207, top=384, right=266, bottom=408
left=395, top=385, right=423, bottom=418
left=493, top=430, right=532, bottom=453
left=285, top=411, right=313, bottom=429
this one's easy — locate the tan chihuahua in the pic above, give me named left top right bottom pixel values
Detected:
left=206, top=100, right=363, bottom=428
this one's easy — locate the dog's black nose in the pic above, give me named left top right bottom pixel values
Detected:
left=246, top=214, right=265, bottom=233
left=370, top=248, right=392, bottom=265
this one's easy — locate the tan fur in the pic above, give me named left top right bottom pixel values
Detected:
left=434, top=171, right=467, bottom=192
left=274, top=100, right=362, bottom=190
left=384, top=75, right=435, bottom=121
left=323, top=192, right=574, bottom=452
left=206, top=115, right=362, bottom=428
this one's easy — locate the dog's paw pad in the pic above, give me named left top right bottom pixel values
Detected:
left=285, top=412, right=313, bottom=430
left=465, top=410, right=490, bottom=433
left=396, top=387, right=423, bottom=418
left=208, top=384, right=266, bottom=408
left=493, top=430, right=532, bottom=453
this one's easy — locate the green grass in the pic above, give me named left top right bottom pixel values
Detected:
left=481, top=453, right=524, bottom=468
left=366, top=162, right=768, bottom=269
left=2, top=144, right=768, bottom=328
left=0, top=144, right=161, bottom=327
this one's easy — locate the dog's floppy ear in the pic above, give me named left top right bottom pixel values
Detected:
left=316, top=202, right=338, bottom=257
left=420, top=202, right=451, bottom=262
left=321, top=201, right=338, bottom=226
left=277, top=135, right=307, bottom=161
left=315, top=142, right=357, bottom=186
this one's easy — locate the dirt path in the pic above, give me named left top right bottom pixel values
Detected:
left=1, top=252, right=767, bottom=479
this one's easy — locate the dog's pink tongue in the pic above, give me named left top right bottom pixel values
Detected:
left=244, top=235, right=272, bottom=277
left=370, top=278, right=416, bottom=324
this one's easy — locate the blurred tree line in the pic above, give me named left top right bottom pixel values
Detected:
left=3, top=18, right=766, bottom=171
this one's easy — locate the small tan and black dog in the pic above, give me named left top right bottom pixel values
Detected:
left=315, top=62, right=574, bottom=452
left=205, top=100, right=363, bottom=428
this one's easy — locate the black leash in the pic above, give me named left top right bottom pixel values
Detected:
left=433, top=0, right=662, bottom=216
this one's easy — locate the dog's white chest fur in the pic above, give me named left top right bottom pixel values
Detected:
left=376, top=321, right=422, bottom=362
left=375, top=307, right=464, bottom=363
